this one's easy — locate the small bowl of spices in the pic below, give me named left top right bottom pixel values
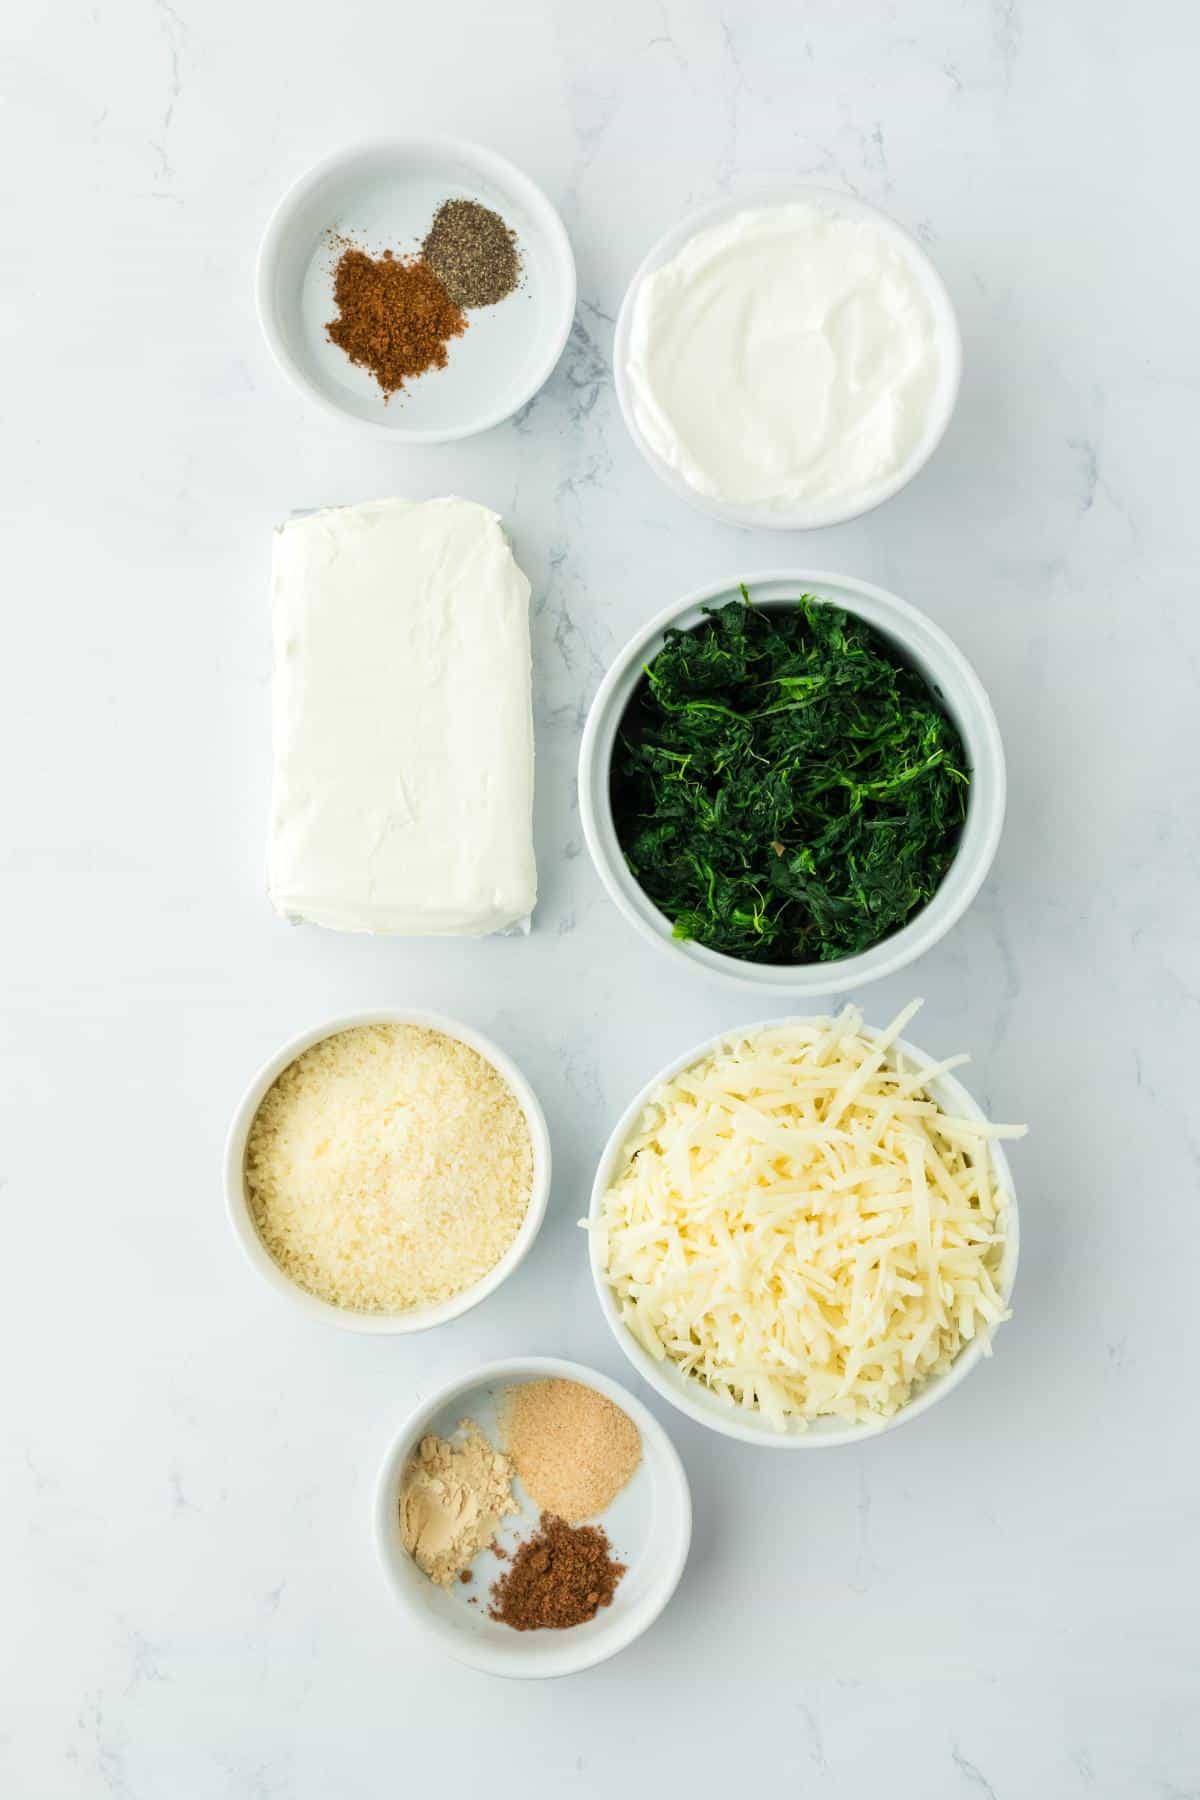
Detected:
left=374, top=1357, right=691, bottom=1678
left=256, top=138, right=576, bottom=441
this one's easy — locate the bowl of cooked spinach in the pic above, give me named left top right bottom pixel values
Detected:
left=579, top=574, right=1005, bottom=992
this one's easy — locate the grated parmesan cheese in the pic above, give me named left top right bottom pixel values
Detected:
left=245, top=1024, right=533, bottom=1313
left=592, top=1003, right=1024, bottom=1431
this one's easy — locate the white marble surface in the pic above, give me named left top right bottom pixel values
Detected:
left=2, top=1, right=1198, bottom=1794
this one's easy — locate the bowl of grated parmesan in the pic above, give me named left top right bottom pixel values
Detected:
left=586, top=1000, right=1024, bottom=1446
left=225, top=1010, right=551, bottom=1332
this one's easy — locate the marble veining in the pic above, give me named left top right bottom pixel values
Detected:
left=2, top=0, right=1198, bottom=1795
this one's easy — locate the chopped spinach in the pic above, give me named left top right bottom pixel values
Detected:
left=610, top=592, right=969, bottom=964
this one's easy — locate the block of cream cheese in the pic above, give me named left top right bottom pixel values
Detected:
left=268, top=497, right=536, bottom=935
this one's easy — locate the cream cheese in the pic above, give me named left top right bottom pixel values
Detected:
left=268, top=496, right=536, bottom=935
left=626, top=202, right=945, bottom=513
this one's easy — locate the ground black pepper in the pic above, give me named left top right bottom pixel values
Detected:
left=422, top=199, right=522, bottom=309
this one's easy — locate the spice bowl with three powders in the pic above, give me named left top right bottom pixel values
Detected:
left=374, top=1357, right=692, bottom=1678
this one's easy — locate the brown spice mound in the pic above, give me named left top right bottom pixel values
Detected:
left=489, top=1514, right=626, bottom=1631
left=504, top=1379, right=641, bottom=1522
left=326, top=244, right=466, bottom=397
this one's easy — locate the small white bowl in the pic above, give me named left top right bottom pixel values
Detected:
left=578, top=570, right=1005, bottom=995
left=374, top=1356, right=692, bottom=1678
left=224, top=1010, right=551, bottom=1333
left=256, top=138, right=576, bottom=441
left=588, top=1020, right=1020, bottom=1449
left=614, top=187, right=962, bottom=530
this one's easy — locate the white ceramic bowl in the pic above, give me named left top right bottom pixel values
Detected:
left=579, top=570, right=1004, bottom=995
left=614, top=187, right=962, bottom=530
left=588, top=1019, right=1020, bottom=1449
left=256, top=138, right=576, bottom=441
left=224, top=1010, right=551, bottom=1333
left=374, top=1356, right=692, bottom=1678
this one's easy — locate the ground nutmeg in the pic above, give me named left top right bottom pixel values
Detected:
left=488, top=1514, right=626, bottom=1631
left=325, top=242, right=466, bottom=397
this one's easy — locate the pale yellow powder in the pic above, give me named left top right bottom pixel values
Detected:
left=244, top=1023, right=533, bottom=1312
left=399, top=1421, right=517, bottom=1586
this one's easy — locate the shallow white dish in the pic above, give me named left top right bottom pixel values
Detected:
left=578, top=570, right=1004, bottom=994
left=613, top=187, right=962, bottom=530
left=256, top=138, right=576, bottom=441
left=587, top=1020, right=1020, bottom=1449
left=224, top=1009, right=551, bottom=1333
left=374, top=1357, right=691, bottom=1678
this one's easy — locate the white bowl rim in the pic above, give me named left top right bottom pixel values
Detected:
left=255, top=135, right=578, bottom=443
left=613, top=184, right=963, bottom=531
left=586, top=1017, right=1020, bottom=1448
left=223, top=1008, right=552, bottom=1334
left=373, top=1354, right=693, bottom=1678
left=578, top=568, right=1006, bottom=993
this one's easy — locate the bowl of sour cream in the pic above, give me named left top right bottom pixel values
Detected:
left=614, top=189, right=962, bottom=531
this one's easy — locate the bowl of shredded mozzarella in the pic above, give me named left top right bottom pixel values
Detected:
left=586, top=1002, right=1024, bottom=1446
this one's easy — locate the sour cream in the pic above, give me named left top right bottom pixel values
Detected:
left=624, top=202, right=950, bottom=517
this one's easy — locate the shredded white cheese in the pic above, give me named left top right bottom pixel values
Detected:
left=593, top=1003, right=1024, bottom=1431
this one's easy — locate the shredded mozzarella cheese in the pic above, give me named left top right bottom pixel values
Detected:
left=593, top=1004, right=1024, bottom=1431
